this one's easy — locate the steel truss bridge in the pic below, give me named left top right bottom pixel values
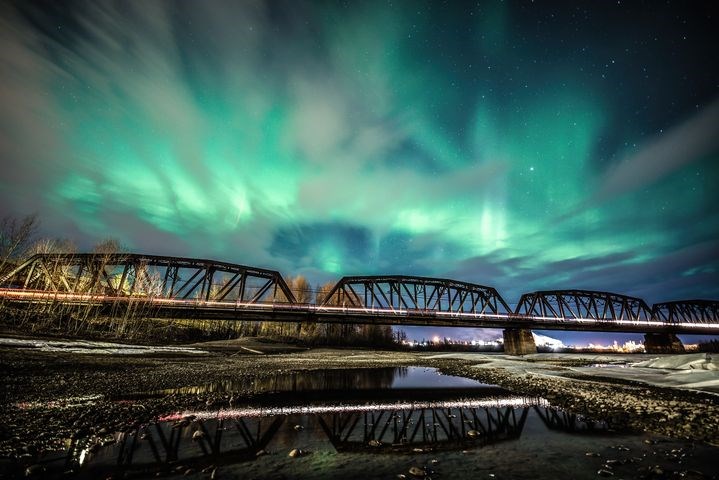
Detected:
left=0, top=253, right=717, bottom=335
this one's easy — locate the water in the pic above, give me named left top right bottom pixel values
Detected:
left=146, top=367, right=493, bottom=394
left=23, top=368, right=719, bottom=479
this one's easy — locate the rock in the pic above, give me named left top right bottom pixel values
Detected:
left=431, top=459, right=439, bottom=465
left=24, top=464, right=45, bottom=477
left=255, top=449, right=268, bottom=457
left=368, top=439, right=381, bottom=447
left=408, top=466, right=425, bottom=478
left=293, top=424, right=304, bottom=431
left=586, top=452, right=601, bottom=457
left=183, top=468, right=195, bottom=476
left=466, top=430, right=480, bottom=438
left=288, top=448, right=309, bottom=458
left=597, top=469, right=614, bottom=477
left=192, top=430, right=205, bottom=441
left=173, top=420, right=189, bottom=429
left=679, top=470, right=706, bottom=479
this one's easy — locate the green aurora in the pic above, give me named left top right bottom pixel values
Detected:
left=1, top=1, right=717, bottom=342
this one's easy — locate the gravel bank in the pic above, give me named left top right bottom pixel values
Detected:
left=2, top=345, right=719, bottom=466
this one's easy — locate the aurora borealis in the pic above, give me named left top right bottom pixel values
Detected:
left=1, top=1, right=717, bottom=344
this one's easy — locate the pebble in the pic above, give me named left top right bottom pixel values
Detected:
left=288, top=448, right=309, bottom=458
left=597, top=469, right=614, bottom=477
left=24, top=464, right=45, bottom=477
left=408, top=466, right=425, bottom=478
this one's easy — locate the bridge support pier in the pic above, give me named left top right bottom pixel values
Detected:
left=643, top=333, right=685, bottom=354
left=502, top=328, right=536, bottom=355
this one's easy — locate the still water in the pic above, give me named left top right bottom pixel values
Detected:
left=37, top=368, right=719, bottom=479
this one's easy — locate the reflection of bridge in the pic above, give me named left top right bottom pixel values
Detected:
left=61, top=402, right=621, bottom=476
left=1, top=253, right=718, bottom=353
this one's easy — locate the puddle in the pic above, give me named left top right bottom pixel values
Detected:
left=11, top=367, right=719, bottom=480
left=139, top=367, right=503, bottom=401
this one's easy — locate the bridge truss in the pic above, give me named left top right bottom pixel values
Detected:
left=514, top=290, right=653, bottom=324
left=0, top=253, right=717, bottom=333
left=652, top=300, right=719, bottom=325
left=319, top=276, right=511, bottom=315
left=0, top=253, right=296, bottom=304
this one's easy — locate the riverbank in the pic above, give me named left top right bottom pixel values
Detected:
left=2, top=338, right=719, bottom=467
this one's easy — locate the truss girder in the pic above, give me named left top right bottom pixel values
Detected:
left=0, top=253, right=296, bottom=304
left=652, top=300, right=719, bottom=324
left=514, top=290, right=653, bottom=322
left=319, top=275, right=512, bottom=315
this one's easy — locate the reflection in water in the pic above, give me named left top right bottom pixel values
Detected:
left=148, top=367, right=489, bottom=396
left=34, top=367, right=653, bottom=479
left=536, top=408, right=611, bottom=433
left=68, top=398, right=633, bottom=477
left=156, top=368, right=399, bottom=395
left=318, top=406, right=528, bottom=452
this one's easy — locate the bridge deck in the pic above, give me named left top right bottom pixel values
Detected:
left=2, top=289, right=717, bottom=335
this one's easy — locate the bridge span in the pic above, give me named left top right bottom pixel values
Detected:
left=1, top=253, right=717, bottom=354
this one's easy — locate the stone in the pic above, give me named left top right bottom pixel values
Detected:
left=288, top=448, right=309, bottom=458
left=597, top=469, right=614, bottom=477
left=24, top=465, right=45, bottom=477
left=408, top=466, right=425, bottom=478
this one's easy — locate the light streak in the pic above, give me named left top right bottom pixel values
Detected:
left=1, top=288, right=717, bottom=331
left=158, top=397, right=550, bottom=421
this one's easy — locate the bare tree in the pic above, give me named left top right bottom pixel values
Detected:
left=92, top=237, right=123, bottom=255
left=292, top=275, right=313, bottom=304
left=27, top=237, right=77, bottom=255
left=0, top=214, right=39, bottom=274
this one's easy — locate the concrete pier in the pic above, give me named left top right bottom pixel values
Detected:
left=643, top=333, right=685, bottom=354
left=503, top=328, right=537, bottom=355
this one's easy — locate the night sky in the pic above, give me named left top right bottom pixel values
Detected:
left=1, top=1, right=717, bottom=345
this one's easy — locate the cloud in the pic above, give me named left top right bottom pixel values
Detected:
left=596, top=99, right=719, bottom=202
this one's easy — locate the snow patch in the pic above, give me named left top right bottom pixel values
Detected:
left=532, top=333, right=566, bottom=349
left=632, top=353, right=718, bottom=371
left=0, top=337, right=208, bottom=355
